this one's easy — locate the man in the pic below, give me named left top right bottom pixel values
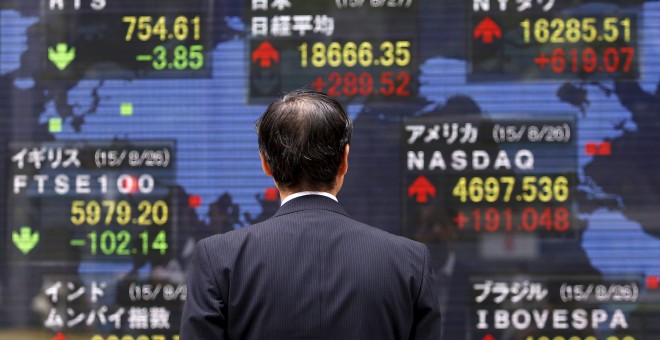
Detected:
left=180, top=90, right=442, bottom=339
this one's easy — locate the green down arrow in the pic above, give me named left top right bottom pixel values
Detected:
left=12, top=226, right=39, bottom=255
left=48, top=43, right=76, bottom=70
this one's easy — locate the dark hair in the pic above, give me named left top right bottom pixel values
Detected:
left=255, top=90, right=353, bottom=191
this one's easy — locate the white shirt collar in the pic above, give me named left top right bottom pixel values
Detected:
left=280, top=191, right=338, bottom=206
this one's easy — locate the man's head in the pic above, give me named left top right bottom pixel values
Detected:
left=255, top=90, right=353, bottom=194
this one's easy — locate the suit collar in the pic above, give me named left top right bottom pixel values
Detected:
left=273, top=194, right=350, bottom=218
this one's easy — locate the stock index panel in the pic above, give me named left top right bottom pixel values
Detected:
left=0, top=0, right=659, bottom=339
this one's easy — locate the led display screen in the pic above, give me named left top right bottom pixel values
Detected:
left=1, top=0, right=659, bottom=339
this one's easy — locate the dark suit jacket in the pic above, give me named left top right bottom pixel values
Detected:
left=181, top=195, right=441, bottom=339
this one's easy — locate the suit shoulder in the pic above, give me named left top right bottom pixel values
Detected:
left=343, top=217, right=429, bottom=256
left=196, top=226, right=252, bottom=259
left=197, top=217, right=282, bottom=253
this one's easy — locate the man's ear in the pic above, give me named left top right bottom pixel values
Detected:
left=338, top=144, right=350, bottom=176
left=260, top=152, right=273, bottom=177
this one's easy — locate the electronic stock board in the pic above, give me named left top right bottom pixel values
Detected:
left=0, top=0, right=659, bottom=339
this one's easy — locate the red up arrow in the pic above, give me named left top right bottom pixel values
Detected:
left=482, top=334, right=496, bottom=340
left=474, top=17, right=501, bottom=44
left=252, top=41, right=280, bottom=68
left=53, top=333, right=67, bottom=340
left=408, top=176, right=436, bottom=203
